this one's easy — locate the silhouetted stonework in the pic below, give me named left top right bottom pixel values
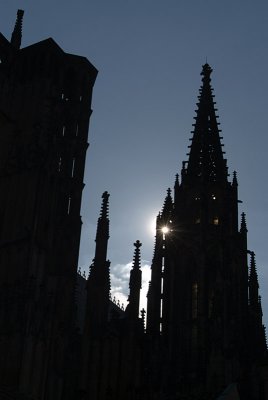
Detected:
left=0, top=10, right=267, bottom=400
left=145, top=64, right=268, bottom=400
left=0, top=10, right=97, bottom=400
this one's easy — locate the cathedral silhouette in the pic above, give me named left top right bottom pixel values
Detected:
left=0, top=10, right=267, bottom=400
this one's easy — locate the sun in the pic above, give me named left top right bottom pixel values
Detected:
left=161, top=226, right=169, bottom=234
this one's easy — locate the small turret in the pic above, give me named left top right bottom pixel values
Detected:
left=125, top=240, right=142, bottom=321
left=10, top=9, right=24, bottom=50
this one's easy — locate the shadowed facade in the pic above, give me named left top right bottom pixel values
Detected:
left=0, top=10, right=97, bottom=400
left=0, top=10, right=267, bottom=400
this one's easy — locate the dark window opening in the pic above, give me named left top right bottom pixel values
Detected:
left=67, top=196, right=71, bottom=215
left=71, top=158, right=75, bottom=178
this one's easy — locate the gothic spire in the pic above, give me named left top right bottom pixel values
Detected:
left=240, top=212, right=248, bottom=234
left=232, top=171, right=238, bottom=187
left=93, top=191, right=110, bottom=268
left=89, top=191, right=110, bottom=291
left=184, top=63, right=228, bottom=184
left=86, top=192, right=111, bottom=333
left=125, top=240, right=142, bottom=320
left=162, top=188, right=173, bottom=216
left=10, top=9, right=24, bottom=50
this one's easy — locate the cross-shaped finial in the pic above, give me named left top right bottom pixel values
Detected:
left=134, top=240, right=142, bottom=249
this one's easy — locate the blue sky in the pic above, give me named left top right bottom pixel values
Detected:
left=1, top=1, right=268, bottom=324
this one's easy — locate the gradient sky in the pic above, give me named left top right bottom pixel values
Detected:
left=1, top=1, right=268, bottom=325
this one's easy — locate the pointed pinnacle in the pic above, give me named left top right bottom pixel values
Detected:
left=134, top=239, right=142, bottom=249
left=201, top=63, right=213, bottom=83
left=141, top=308, right=146, bottom=319
left=250, top=252, right=257, bottom=275
left=95, top=191, right=110, bottom=245
left=240, top=212, right=248, bottom=233
left=232, top=171, right=238, bottom=186
left=133, top=240, right=142, bottom=270
left=11, top=9, right=24, bottom=50
left=162, top=188, right=173, bottom=214
left=100, top=191, right=110, bottom=219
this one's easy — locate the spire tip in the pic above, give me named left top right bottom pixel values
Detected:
left=134, top=240, right=142, bottom=249
left=201, top=63, right=213, bottom=80
left=11, top=9, right=24, bottom=50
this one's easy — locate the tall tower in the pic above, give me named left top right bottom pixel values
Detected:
left=146, top=64, right=267, bottom=399
left=0, top=11, right=97, bottom=399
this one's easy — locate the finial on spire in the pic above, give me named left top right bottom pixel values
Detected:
left=94, top=191, right=110, bottom=253
left=125, top=240, right=142, bottom=320
left=240, top=212, right=248, bottom=233
left=201, top=63, right=213, bottom=83
left=161, top=188, right=173, bottom=222
left=162, top=188, right=173, bottom=214
left=133, top=240, right=142, bottom=270
left=134, top=239, right=142, bottom=250
left=11, top=9, right=24, bottom=50
left=100, top=191, right=110, bottom=220
left=232, top=171, right=238, bottom=187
